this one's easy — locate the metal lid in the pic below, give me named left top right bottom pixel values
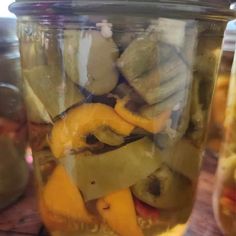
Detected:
left=9, top=0, right=235, bottom=21
left=12, top=0, right=231, bottom=7
left=0, top=18, right=18, bottom=47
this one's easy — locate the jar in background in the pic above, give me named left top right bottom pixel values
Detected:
left=213, top=39, right=236, bottom=236
left=0, top=17, right=28, bottom=210
left=10, top=1, right=234, bottom=235
left=207, top=4, right=236, bottom=154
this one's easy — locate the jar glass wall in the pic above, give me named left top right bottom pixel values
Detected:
left=207, top=3, right=236, bottom=154
left=10, top=1, right=234, bottom=235
left=0, top=17, right=28, bottom=210
left=213, top=47, right=236, bottom=236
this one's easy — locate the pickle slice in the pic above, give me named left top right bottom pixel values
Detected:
left=64, top=30, right=119, bottom=95
left=117, top=35, right=158, bottom=80
left=63, top=138, right=162, bottom=201
left=140, top=88, right=188, bottom=118
left=23, top=65, right=84, bottom=118
left=118, top=31, right=190, bottom=105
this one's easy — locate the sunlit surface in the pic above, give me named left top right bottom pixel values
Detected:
left=0, top=1, right=15, bottom=18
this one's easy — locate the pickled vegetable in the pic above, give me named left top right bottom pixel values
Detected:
left=49, top=103, right=134, bottom=158
left=117, top=34, right=158, bottom=81
left=97, top=189, right=144, bottom=236
left=42, top=165, right=95, bottom=224
left=140, top=88, right=188, bottom=118
left=70, top=138, right=162, bottom=201
left=24, top=65, right=84, bottom=118
left=187, top=74, right=206, bottom=146
left=117, top=36, right=190, bottom=105
left=160, top=139, right=202, bottom=181
left=132, top=164, right=194, bottom=209
left=23, top=79, right=52, bottom=123
left=115, top=97, right=171, bottom=133
left=64, top=30, right=119, bottom=95
left=154, top=97, right=191, bottom=149
left=14, top=6, right=227, bottom=235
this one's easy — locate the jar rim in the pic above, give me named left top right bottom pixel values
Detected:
left=9, top=0, right=236, bottom=21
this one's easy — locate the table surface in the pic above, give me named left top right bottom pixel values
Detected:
left=0, top=151, right=223, bottom=236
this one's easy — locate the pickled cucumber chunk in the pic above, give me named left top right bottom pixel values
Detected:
left=117, top=35, right=158, bottom=80
left=140, top=88, right=188, bottom=118
left=117, top=32, right=190, bottom=105
left=64, top=30, right=119, bottom=95
left=154, top=98, right=191, bottom=149
left=132, top=164, right=194, bottom=209
left=23, top=65, right=84, bottom=118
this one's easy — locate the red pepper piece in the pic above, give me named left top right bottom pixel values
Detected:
left=134, top=198, right=160, bottom=220
left=223, top=187, right=236, bottom=202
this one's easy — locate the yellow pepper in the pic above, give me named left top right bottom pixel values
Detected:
left=115, top=98, right=171, bottom=133
left=41, top=165, right=95, bottom=229
left=49, top=103, right=134, bottom=158
left=97, top=188, right=144, bottom=236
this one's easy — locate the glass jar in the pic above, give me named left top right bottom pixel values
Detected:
left=207, top=2, right=236, bottom=154
left=0, top=17, right=28, bottom=210
left=213, top=38, right=236, bottom=236
left=10, top=1, right=234, bottom=235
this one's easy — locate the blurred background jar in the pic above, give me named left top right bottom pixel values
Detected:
left=207, top=2, right=236, bottom=154
left=0, top=17, right=28, bottom=210
left=213, top=34, right=236, bottom=235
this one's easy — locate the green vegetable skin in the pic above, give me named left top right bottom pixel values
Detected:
left=161, top=139, right=202, bottom=181
left=132, top=164, right=194, bottom=209
left=63, top=138, right=162, bottom=201
left=186, top=35, right=222, bottom=145
left=154, top=94, right=191, bottom=148
left=23, top=78, right=52, bottom=123
left=23, top=65, right=84, bottom=118
left=117, top=35, right=190, bottom=106
left=63, top=30, right=119, bottom=95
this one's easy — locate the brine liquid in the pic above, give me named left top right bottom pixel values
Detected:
left=18, top=12, right=226, bottom=236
